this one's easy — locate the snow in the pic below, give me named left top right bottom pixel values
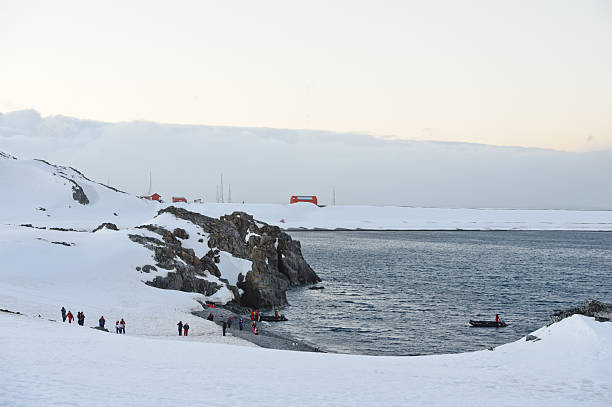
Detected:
left=148, top=211, right=210, bottom=257
left=216, top=251, right=253, bottom=287
left=0, top=153, right=157, bottom=229
left=1, top=312, right=611, bottom=406
left=183, top=202, right=612, bottom=231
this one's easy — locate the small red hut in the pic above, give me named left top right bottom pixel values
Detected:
left=140, top=193, right=161, bottom=201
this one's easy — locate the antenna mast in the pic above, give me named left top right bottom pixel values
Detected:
left=220, top=174, right=224, bottom=203
left=147, top=171, right=152, bottom=195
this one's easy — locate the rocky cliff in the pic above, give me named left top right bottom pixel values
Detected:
left=129, top=206, right=320, bottom=308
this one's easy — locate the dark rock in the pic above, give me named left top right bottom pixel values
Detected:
left=51, top=241, right=73, bottom=247
left=136, top=266, right=141, bottom=271
left=526, top=334, right=539, bottom=341
left=550, top=300, right=612, bottom=324
left=63, top=177, right=89, bottom=205
left=142, top=265, right=157, bottom=273
left=0, top=308, right=22, bottom=315
left=173, top=228, right=189, bottom=239
left=92, top=222, right=119, bottom=232
left=92, top=326, right=109, bottom=332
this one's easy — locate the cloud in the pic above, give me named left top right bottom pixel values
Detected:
left=1, top=110, right=611, bottom=209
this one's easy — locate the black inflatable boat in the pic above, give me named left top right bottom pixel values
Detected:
left=469, top=320, right=507, bottom=327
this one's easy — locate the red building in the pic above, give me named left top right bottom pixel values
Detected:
left=140, top=193, right=161, bottom=201
left=172, top=197, right=187, bottom=203
left=290, top=195, right=318, bottom=205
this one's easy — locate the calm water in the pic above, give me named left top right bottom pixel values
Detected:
left=269, top=231, right=612, bottom=356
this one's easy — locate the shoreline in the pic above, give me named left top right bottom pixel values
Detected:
left=285, top=228, right=612, bottom=232
left=193, top=306, right=324, bottom=353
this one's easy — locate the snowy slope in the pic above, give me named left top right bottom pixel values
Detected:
left=1, top=311, right=610, bottom=406
left=0, top=152, right=157, bottom=229
left=0, top=224, right=247, bottom=342
left=0, top=153, right=254, bottom=304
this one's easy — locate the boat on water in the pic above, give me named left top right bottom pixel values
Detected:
left=259, top=314, right=288, bottom=322
left=469, top=320, right=508, bottom=327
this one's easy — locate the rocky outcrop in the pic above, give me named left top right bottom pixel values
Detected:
left=92, top=223, right=119, bottom=232
left=550, top=300, right=612, bottom=323
left=128, top=228, right=226, bottom=298
left=69, top=180, right=89, bottom=205
left=132, top=207, right=320, bottom=308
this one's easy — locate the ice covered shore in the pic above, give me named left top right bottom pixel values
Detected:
left=187, top=202, right=612, bottom=231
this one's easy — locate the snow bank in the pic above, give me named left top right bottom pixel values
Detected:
left=1, top=312, right=610, bottom=406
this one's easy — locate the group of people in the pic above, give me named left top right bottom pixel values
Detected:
left=115, top=319, right=126, bottom=334
left=60, top=307, right=125, bottom=334
left=60, top=307, right=86, bottom=325
left=176, top=321, right=190, bottom=336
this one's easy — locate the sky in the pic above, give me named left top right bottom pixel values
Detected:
left=1, top=0, right=611, bottom=152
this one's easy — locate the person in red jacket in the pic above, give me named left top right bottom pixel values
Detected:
left=495, top=314, right=500, bottom=323
left=99, top=316, right=105, bottom=329
left=67, top=311, right=74, bottom=323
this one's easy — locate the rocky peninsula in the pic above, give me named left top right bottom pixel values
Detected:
left=129, top=206, right=321, bottom=309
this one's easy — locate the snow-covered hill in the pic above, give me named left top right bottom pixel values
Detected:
left=0, top=151, right=157, bottom=229
left=0, top=153, right=261, bottom=330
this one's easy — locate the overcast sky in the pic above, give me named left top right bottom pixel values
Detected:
left=1, top=0, right=611, bottom=152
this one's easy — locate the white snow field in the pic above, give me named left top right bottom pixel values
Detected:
left=2, top=152, right=612, bottom=405
left=1, top=312, right=611, bottom=407
left=184, top=202, right=612, bottom=231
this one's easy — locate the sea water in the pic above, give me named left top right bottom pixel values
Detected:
left=268, top=231, right=612, bottom=355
